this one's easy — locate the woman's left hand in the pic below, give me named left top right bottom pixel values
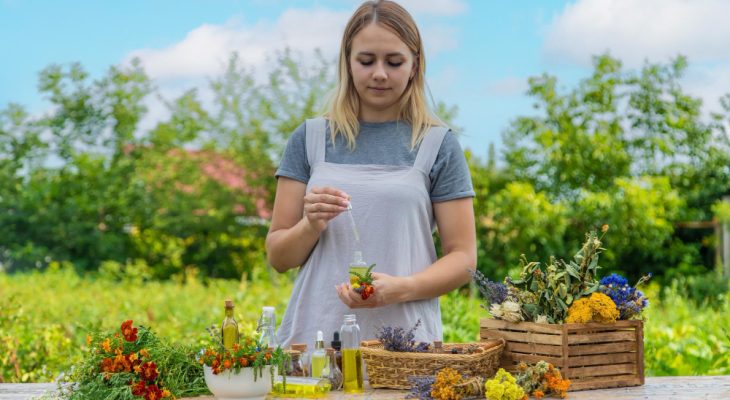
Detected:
left=335, top=272, right=412, bottom=308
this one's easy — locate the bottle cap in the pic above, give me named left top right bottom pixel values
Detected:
left=263, top=306, right=275, bottom=314
left=331, top=331, right=341, bottom=350
left=225, top=299, right=234, bottom=308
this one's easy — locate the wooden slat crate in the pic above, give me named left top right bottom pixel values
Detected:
left=480, top=319, right=644, bottom=391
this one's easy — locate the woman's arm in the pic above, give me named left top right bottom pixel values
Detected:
left=336, top=197, right=476, bottom=306
left=266, top=177, right=350, bottom=273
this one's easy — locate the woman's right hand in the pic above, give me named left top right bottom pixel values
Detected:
left=303, top=186, right=350, bottom=233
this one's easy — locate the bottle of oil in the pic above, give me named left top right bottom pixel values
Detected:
left=221, top=299, right=239, bottom=350
left=311, top=331, right=327, bottom=378
left=323, top=348, right=343, bottom=390
left=340, top=314, right=363, bottom=393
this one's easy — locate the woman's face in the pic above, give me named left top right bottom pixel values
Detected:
left=349, top=23, right=416, bottom=122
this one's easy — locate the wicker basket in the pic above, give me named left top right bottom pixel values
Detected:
left=360, top=339, right=505, bottom=389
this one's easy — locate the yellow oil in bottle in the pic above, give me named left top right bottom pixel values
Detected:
left=342, top=348, right=363, bottom=393
left=311, top=354, right=327, bottom=378
left=272, top=376, right=331, bottom=398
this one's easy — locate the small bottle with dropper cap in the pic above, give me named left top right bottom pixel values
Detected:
left=331, top=331, right=342, bottom=371
left=311, top=330, right=327, bottom=378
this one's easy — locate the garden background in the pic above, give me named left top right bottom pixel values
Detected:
left=2, top=30, right=730, bottom=385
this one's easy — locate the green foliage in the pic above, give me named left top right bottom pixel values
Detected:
left=0, top=49, right=334, bottom=278
left=471, top=53, right=730, bottom=281
left=0, top=265, right=294, bottom=383
left=644, top=282, right=730, bottom=375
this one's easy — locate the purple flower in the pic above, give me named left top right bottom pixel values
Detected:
left=471, top=269, right=508, bottom=306
left=599, top=273, right=649, bottom=319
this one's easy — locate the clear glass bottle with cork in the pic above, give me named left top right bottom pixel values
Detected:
left=291, top=343, right=311, bottom=377
left=323, top=348, right=343, bottom=390
left=221, top=299, right=239, bottom=350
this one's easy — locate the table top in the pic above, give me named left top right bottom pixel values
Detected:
left=2, top=376, right=729, bottom=400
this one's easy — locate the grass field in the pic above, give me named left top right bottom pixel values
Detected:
left=1, top=266, right=728, bottom=382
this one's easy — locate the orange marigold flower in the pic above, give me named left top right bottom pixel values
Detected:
left=145, top=384, right=163, bottom=400
left=86, top=335, right=92, bottom=346
left=239, top=357, right=248, bottom=367
left=140, top=362, right=159, bottom=382
left=223, top=359, right=231, bottom=369
left=161, top=389, right=171, bottom=398
left=121, top=320, right=139, bottom=342
left=131, top=380, right=147, bottom=396
left=100, top=358, right=116, bottom=373
left=533, top=389, right=545, bottom=399
left=140, top=349, right=150, bottom=359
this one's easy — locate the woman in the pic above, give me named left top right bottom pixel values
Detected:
left=266, top=0, right=476, bottom=350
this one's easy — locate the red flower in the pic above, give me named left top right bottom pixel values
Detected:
left=131, top=380, right=147, bottom=396
left=140, top=362, right=159, bottom=382
left=144, top=384, right=163, bottom=400
left=121, top=320, right=139, bottom=342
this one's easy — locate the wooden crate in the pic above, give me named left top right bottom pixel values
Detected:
left=480, top=319, right=644, bottom=391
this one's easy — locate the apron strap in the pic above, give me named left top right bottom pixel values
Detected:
left=305, top=117, right=328, bottom=172
left=413, top=125, right=449, bottom=174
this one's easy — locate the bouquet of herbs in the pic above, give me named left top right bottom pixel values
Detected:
left=473, top=226, right=650, bottom=324
left=56, top=320, right=207, bottom=400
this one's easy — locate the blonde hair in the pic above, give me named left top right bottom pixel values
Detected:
left=326, top=0, right=444, bottom=150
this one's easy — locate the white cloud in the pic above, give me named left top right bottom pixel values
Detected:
left=485, top=76, right=528, bottom=96
left=125, top=8, right=349, bottom=82
left=543, top=0, right=730, bottom=67
left=396, top=0, right=467, bottom=16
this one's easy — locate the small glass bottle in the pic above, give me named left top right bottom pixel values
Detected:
left=340, top=314, right=363, bottom=393
left=291, top=343, right=311, bottom=377
left=349, top=251, right=368, bottom=286
left=432, top=340, right=443, bottom=354
left=323, top=348, right=343, bottom=390
left=330, top=331, right=342, bottom=372
left=221, top=299, right=239, bottom=350
left=311, top=331, right=327, bottom=378
left=285, top=349, right=304, bottom=377
left=258, top=306, right=279, bottom=350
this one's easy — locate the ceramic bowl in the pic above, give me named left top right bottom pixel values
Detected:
left=203, top=365, right=276, bottom=400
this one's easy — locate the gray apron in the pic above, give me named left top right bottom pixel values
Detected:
left=277, top=117, right=448, bottom=350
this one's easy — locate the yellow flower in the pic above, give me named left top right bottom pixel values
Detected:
left=566, top=293, right=618, bottom=323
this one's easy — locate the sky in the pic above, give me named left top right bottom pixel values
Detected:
left=2, top=0, right=730, bottom=160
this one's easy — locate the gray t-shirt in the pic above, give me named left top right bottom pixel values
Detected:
left=276, top=120, right=474, bottom=202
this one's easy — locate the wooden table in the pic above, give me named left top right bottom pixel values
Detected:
left=2, top=376, right=730, bottom=399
